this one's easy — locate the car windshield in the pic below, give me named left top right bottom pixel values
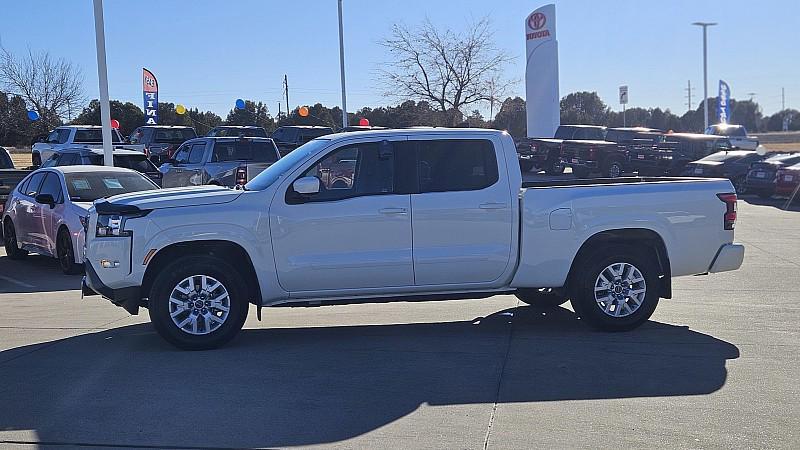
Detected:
left=245, top=138, right=330, bottom=191
left=65, top=171, right=157, bottom=202
left=152, top=128, right=196, bottom=143
left=210, top=127, right=267, bottom=138
left=88, top=154, right=158, bottom=172
left=73, top=128, right=122, bottom=143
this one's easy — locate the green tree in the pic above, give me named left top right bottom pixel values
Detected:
left=72, top=99, right=145, bottom=136
left=492, top=96, right=526, bottom=138
left=560, top=92, right=609, bottom=125
left=0, top=93, right=30, bottom=147
left=225, top=100, right=275, bottom=131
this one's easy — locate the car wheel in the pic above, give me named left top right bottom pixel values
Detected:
left=56, top=229, right=83, bottom=275
left=570, top=245, right=660, bottom=331
left=604, top=160, right=623, bottom=178
left=519, top=160, right=534, bottom=173
left=545, top=159, right=566, bottom=175
left=148, top=255, right=249, bottom=350
left=515, top=288, right=568, bottom=307
left=3, top=219, right=28, bottom=260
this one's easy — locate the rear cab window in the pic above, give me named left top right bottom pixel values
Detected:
left=417, top=139, right=498, bottom=192
left=211, top=140, right=279, bottom=163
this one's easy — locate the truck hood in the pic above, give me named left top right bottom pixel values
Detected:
left=101, top=186, right=243, bottom=211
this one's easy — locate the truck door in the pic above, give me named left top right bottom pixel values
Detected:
left=269, top=138, right=414, bottom=293
left=409, top=137, right=514, bottom=285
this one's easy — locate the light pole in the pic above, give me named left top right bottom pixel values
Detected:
left=692, top=22, right=716, bottom=131
left=92, top=0, right=114, bottom=166
left=337, top=0, right=348, bottom=129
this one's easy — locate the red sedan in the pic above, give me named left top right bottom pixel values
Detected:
left=775, top=162, right=800, bottom=199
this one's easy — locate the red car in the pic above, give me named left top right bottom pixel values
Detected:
left=775, top=162, right=800, bottom=199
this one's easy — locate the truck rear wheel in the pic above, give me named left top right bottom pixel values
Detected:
left=148, top=256, right=249, bottom=350
left=603, top=159, right=624, bottom=178
left=515, top=288, right=568, bottom=307
left=570, top=245, right=660, bottom=331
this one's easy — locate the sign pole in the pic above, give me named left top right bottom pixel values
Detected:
left=92, top=0, right=113, bottom=167
left=337, top=0, right=348, bottom=129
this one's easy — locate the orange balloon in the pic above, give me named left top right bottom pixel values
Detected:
left=298, top=106, right=309, bottom=117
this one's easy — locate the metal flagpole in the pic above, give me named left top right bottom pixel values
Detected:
left=92, top=0, right=114, bottom=167
left=337, top=0, right=348, bottom=129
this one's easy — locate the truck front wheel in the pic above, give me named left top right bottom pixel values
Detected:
left=148, top=256, right=249, bottom=350
left=570, top=246, right=660, bottom=331
left=515, top=288, right=568, bottom=307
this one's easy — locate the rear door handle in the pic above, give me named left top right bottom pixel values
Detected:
left=379, top=207, right=407, bottom=215
left=479, top=202, right=508, bottom=210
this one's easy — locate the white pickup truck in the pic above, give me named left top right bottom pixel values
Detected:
left=81, top=128, right=745, bottom=349
left=32, top=125, right=125, bottom=166
left=705, top=124, right=759, bottom=150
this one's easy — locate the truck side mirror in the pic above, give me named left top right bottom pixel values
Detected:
left=293, top=176, right=320, bottom=195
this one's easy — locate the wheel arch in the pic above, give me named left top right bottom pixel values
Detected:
left=567, top=228, right=672, bottom=299
left=141, top=240, right=262, bottom=307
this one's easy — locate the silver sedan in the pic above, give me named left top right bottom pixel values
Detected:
left=2, top=166, right=159, bottom=274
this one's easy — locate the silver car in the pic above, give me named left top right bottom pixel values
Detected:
left=2, top=166, right=159, bottom=274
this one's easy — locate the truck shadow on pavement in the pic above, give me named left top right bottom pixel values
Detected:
left=0, top=254, right=81, bottom=294
left=0, top=306, right=739, bottom=448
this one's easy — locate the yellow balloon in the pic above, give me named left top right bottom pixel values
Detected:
left=298, top=106, right=309, bottom=117
left=175, top=104, right=186, bottom=115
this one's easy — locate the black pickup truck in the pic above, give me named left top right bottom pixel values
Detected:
left=627, top=133, right=733, bottom=176
left=0, top=147, right=31, bottom=217
left=561, top=127, right=664, bottom=178
left=515, top=125, right=606, bottom=174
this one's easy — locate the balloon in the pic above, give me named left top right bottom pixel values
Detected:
left=756, top=145, right=767, bottom=156
left=298, top=106, right=309, bottom=117
left=175, top=104, right=186, bottom=115
left=110, top=119, right=120, bottom=129
left=235, top=99, right=246, bottom=110
left=358, top=118, right=370, bottom=127
left=27, top=110, right=39, bottom=121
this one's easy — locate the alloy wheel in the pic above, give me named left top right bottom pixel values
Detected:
left=593, top=262, right=647, bottom=318
left=168, top=275, right=231, bottom=335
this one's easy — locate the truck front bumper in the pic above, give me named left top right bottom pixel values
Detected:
left=709, top=243, right=745, bottom=273
left=83, top=261, right=143, bottom=315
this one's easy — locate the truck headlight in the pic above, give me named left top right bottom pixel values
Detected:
left=96, top=214, right=132, bottom=237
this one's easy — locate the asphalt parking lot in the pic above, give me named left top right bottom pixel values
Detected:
left=0, top=180, right=798, bottom=449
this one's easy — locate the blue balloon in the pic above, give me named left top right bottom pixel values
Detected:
left=235, top=99, right=245, bottom=110
left=27, top=110, right=40, bottom=121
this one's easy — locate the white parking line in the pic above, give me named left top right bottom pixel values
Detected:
left=0, top=275, right=35, bottom=289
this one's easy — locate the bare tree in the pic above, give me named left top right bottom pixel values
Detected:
left=380, top=18, right=513, bottom=125
left=0, top=47, right=85, bottom=130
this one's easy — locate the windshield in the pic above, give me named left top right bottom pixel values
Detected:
left=698, top=151, right=751, bottom=162
left=245, top=138, right=330, bottom=190
left=88, top=154, right=158, bottom=172
left=152, top=128, right=196, bottom=143
left=65, top=171, right=158, bottom=202
left=73, top=128, right=122, bottom=143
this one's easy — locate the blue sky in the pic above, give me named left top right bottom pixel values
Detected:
left=1, top=0, right=797, bottom=118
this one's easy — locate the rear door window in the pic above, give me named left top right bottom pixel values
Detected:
left=417, top=140, right=498, bottom=193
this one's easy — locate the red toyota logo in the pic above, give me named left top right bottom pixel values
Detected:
left=528, top=12, right=546, bottom=30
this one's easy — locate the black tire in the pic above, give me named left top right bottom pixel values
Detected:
left=603, top=159, right=624, bottom=178
left=515, top=288, right=568, bottom=307
left=519, top=160, right=535, bottom=173
left=148, top=255, right=249, bottom=350
left=545, top=158, right=566, bottom=175
left=572, top=167, right=590, bottom=178
left=3, top=219, right=28, bottom=260
left=569, top=245, right=660, bottom=331
left=56, top=228, right=83, bottom=275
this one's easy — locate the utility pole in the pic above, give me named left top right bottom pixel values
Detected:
left=337, top=0, right=348, bottom=128
left=283, top=75, right=289, bottom=114
left=278, top=102, right=282, bottom=119
left=692, top=22, right=716, bottom=131
left=685, top=80, right=693, bottom=111
left=782, top=87, right=785, bottom=111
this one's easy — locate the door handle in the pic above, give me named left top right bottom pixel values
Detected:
left=379, top=207, right=407, bottom=215
left=479, top=202, right=508, bottom=210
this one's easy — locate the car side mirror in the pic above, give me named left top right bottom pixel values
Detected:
left=35, top=193, right=56, bottom=208
left=293, top=176, right=320, bottom=195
